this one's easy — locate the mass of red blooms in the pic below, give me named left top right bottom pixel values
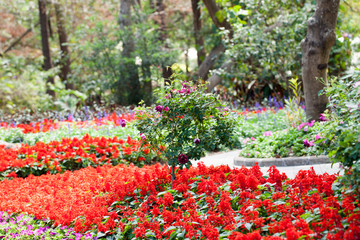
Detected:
left=0, top=162, right=359, bottom=239
left=0, top=112, right=135, bottom=133
left=0, top=134, right=155, bottom=178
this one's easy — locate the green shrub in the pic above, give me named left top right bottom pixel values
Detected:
left=134, top=80, right=237, bottom=180
left=0, top=55, right=55, bottom=112
left=320, top=70, right=360, bottom=196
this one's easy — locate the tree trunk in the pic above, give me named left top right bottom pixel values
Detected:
left=195, top=43, right=225, bottom=81
left=191, top=0, right=206, bottom=66
left=54, top=2, right=73, bottom=89
left=192, top=0, right=233, bottom=85
left=155, top=0, right=173, bottom=85
left=206, top=61, right=233, bottom=92
left=301, top=0, right=340, bottom=121
left=38, top=0, right=55, bottom=98
left=119, top=0, right=141, bottom=105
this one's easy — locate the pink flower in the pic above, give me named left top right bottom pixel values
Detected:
left=140, top=133, right=146, bottom=141
left=297, top=123, right=306, bottom=131
left=315, top=134, right=322, bottom=140
left=164, top=106, right=169, bottom=112
left=263, top=131, right=272, bottom=136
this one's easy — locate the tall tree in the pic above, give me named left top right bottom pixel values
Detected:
left=119, top=0, right=141, bottom=105
left=54, top=2, right=73, bottom=89
left=191, top=0, right=206, bottom=66
left=38, top=0, right=55, bottom=97
left=301, top=0, right=340, bottom=121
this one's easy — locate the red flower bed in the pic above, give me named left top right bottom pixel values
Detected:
left=0, top=134, right=155, bottom=178
left=0, top=163, right=359, bottom=239
left=0, top=112, right=135, bottom=133
left=0, top=164, right=170, bottom=233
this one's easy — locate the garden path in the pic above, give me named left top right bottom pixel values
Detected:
left=195, top=150, right=342, bottom=179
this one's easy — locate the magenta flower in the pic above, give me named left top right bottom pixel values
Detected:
left=179, top=88, right=187, bottom=94
left=140, top=133, right=146, bottom=141
left=155, top=105, right=163, bottom=113
left=193, top=138, right=201, bottom=144
left=297, top=123, right=306, bottom=131
left=120, top=119, right=126, bottom=127
left=306, top=120, right=315, bottom=127
left=178, top=154, right=189, bottom=164
left=303, top=139, right=314, bottom=147
left=164, top=106, right=169, bottom=112
left=319, top=114, right=328, bottom=121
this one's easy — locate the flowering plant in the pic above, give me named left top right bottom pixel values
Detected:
left=135, top=80, right=236, bottom=180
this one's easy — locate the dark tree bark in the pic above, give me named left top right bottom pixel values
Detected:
left=301, top=0, right=340, bottom=121
left=202, top=0, right=233, bottom=37
left=54, top=2, right=73, bottom=89
left=38, top=0, right=55, bottom=98
left=119, top=0, right=141, bottom=105
left=191, top=0, right=206, bottom=66
left=192, top=0, right=233, bottom=85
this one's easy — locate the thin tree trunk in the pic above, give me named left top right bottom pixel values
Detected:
left=38, top=0, right=55, bottom=98
left=192, top=0, right=233, bottom=85
left=202, top=0, right=233, bottom=37
left=155, top=0, right=173, bottom=85
left=0, top=22, right=40, bottom=57
left=301, top=0, right=340, bottom=121
left=119, top=0, right=141, bottom=105
left=191, top=0, right=206, bottom=66
left=54, top=2, right=73, bottom=89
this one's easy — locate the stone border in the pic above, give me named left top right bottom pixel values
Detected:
left=234, top=155, right=330, bottom=167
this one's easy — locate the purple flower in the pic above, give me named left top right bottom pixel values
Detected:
left=303, top=139, right=314, bottom=147
left=178, top=154, right=189, bottom=164
left=155, top=105, right=163, bottom=113
left=140, top=133, right=146, bottom=141
left=193, top=138, right=201, bottom=144
left=319, top=114, right=328, bottom=121
left=120, top=119, right=126, bottom=127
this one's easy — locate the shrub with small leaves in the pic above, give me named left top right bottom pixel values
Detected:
left=135, top=80, right=237, bottom=180
left=320, top=71, right=360, bottom=197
